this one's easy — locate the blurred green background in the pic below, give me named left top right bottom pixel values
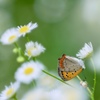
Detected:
left=0, top=0, right=100, bottom=99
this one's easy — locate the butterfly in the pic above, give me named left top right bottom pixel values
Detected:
left=58, top=54, right=84, bottom=81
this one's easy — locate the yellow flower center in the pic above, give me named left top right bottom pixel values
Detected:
left=27, top=47, right=36, bottom=56
left=24, top=67, right=34, bottom=75
left=19, top=26, right=29, bottom=33
left=6, top=88, right=14, bottom=96
left=27, top=49, right=32, bottom=56
left=8, top=35, right=16, bottom=42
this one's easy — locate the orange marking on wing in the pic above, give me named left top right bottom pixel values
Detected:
left=62, top=68, right=82, bottom=80
left=58, top=54, right=66, bottom=68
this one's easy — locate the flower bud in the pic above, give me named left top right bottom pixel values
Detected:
left=17, top=56, right=25, bottom=63
left=13, top=48, right=18, bottom=53
left=80, top=81, right=88, bottom=88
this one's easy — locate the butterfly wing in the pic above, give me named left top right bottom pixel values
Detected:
left=63, top=56, right=82, bottom=72
left=58, top=54, right=83, bottom=81
left=58, top=67, right=82, bottom=81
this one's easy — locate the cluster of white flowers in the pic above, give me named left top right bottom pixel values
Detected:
left=0, top=60, right=45, bottom=99
left=0, top=22, right=45, bottom=58
left=21, top=79, right=88, bottom=100
left=0, top=22, right=38, bottom=45
left=0, top=22, right=46, bottom=100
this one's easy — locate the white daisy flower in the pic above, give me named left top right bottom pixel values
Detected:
left=58, top=80, right=88, bottom=100
left=21, top=88, right=50, bottom=100
left=0, top=82, right=20, bottom=100
left=76, top=42, right=93, bottom=59
left=17, top=22, right=38, bottom=37
left=44, top=79, right=88, bottom=100
left=15, top=60, right=44, bottom=84
left=36, top=72, right=59, bottom=90
left=0, top=28, right=19, bottom=45
left=25, top=41, right=46, bottom=58
left=49, top=89, right=65, bottom=100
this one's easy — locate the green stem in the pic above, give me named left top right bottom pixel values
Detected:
left=14, top=43, right=21, bottom=57
left=25, top=34, right=30, bottom=42
left=90, top=58, right=96, bottom=98
left=32, top=57, right=36, bottom=61
left=14, top=42, right=28, bottom=61
left=77, top=75, right=94, bottom=100
left=77, top=75, right=82, bottom=81
left=13, top=94, right=18, bottom=100
left=14, top=42, right=19, bottom=48
left=18, top=48, right=21, bottom=56
left=42, top=69, right=72, bottom=87
left=87, top=87, right=94, bottom=100
left=14, top=42, right=21, bottom=56
left=33, top=80, right=36, bottom=86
